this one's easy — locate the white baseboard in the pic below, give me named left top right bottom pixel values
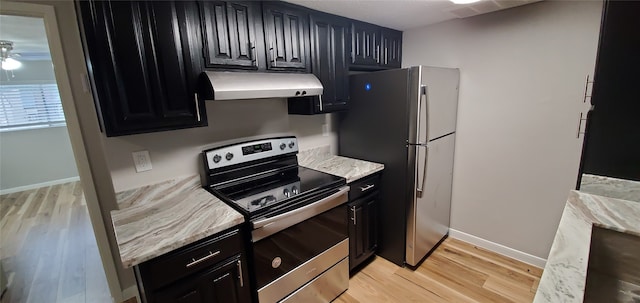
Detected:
left=0, top=176, right=80, bottom=195
left=449, top=228, right=547, bottom=268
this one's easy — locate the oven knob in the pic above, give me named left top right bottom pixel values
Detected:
left=288, top=141, right=295, bottom=149
left=283, top=188, right=290, bottom=197
left=280, top=143, right=286, bottom=150
left=291, top=186, right=299, bottom=195
left=213, top=154, right=221, bottom=163
left=225, top=152, right=234, bottom=161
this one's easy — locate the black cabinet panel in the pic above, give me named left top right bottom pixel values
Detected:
left=289, top=12, right=349, bottom=114
left=351, top=21, right=380, bottom=66
left=155, top=257, right=249, bottom=303
left=201, top=1, right=264, bottom=69
left=262, top=3, right=310, bottom=71
left=348, top=193, right=378, bottom=271
left=351, top=21, right=402, bottom=70
left=580, top=1, right=640, bottom=182
left=135, top=228, right=251, bottom=303
left=381, top=29, right=402, bottom=68
left=347, top=174, right=380, bottom=271
left=77, top=0, right=206, bottom=136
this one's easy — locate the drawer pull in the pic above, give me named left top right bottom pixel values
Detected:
left=237, top=260, right=244, bottom=287
left=186, top=250, right=220, bottom=268
left=360, top=184, right=375, bottom=192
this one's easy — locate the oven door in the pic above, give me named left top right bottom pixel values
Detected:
left=252, top=187, right=349, bottom=303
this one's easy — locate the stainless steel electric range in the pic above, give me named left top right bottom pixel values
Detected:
left=200, top=136, right=349, bottom=303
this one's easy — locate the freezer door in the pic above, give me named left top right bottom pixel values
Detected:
left=406, top=133, right=455, bottom=266
left=421, top=67, right=460, bottom=141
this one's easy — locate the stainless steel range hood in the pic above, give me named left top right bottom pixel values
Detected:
left=200, top=71, right=323, bottom=101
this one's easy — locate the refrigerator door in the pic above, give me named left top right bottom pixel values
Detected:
left=421, top=67, right=460, bottom=142
left=339, top=68, right=414, bottom=266
left=406, top=133, right=455, bottom=266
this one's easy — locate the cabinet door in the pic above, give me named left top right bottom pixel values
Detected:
left=381, top=29, right=402, bottom=68
left=262, top=3, right=310, bottom=71
left=351, top=21, right=380, bottom=67
left=201, top=1, right=264, bottom=70
left=348, top=193, right=378, bottom=271
left=155, top=257, right=250, bottom=303
left=309, top=13, right=350, bottom=113
left=208, top=258, right=250, bottom=303
left=78, top=0, right=206, bottom=137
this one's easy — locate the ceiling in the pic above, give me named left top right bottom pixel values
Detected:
left=0, top=1, right=542, bottom=58
left=284, top=0, right=542, bottom=30
left=0, top=14, right=51, bottom=60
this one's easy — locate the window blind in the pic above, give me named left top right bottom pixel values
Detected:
left=0, top=83, right=66, bottom=131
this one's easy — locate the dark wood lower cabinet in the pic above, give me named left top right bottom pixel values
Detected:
left=347, top=174, right=380, bottom=271
left=135, top=228, right=252, bottom=303
left=155, top=256, right=249, bottom=303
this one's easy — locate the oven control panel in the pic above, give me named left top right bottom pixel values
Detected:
left=205, top=137, right=299, bottom=170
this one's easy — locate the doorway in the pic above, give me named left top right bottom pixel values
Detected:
left=0, top=12, right=110, bottom=303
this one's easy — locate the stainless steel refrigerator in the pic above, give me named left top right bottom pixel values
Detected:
left=339, top=66, right=459, bottom=266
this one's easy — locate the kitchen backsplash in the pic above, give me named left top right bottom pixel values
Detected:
left=104, top=98, right=337, bottom=192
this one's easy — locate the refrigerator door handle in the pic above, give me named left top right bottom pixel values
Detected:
left=415, top=85, right=428, bottom=144
left=416, top=145, right=428, bottom=198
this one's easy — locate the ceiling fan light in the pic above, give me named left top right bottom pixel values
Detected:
left=450, top=0, right=482, bottom=4
left=1, top=58, right=22, bottom=70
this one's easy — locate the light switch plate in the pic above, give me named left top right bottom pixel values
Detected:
left=132, top=150, right=152, bottom=173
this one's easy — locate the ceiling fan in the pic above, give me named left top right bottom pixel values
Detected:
left=0, top=40, right=22, bottom=70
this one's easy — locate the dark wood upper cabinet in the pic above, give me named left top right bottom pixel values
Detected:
left=200, top=1, right=266, bottom=70
left=262, top=2, right=310, bottom=72
left=381, top=28, right=402, bottom=68
left=288, top=12, right=349, bottom=114
left=351, top=21, right=380, bottom=66
left=351, top=21, right=402, bottom=70
left=77, top=0, right=207, bottom=136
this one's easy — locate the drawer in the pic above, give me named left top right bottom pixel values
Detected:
left=348, top=173, right=380, bottom=201
left=138, top=228, right=244, bottom=290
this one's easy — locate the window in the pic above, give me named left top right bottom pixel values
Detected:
left=0, top=83, right=65, bottom=131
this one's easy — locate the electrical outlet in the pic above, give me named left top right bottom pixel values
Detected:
left=322, top=124, right=330, bottom=137
left=132, top=150, right=152, bottom=173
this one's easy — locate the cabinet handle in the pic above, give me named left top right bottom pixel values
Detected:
left=250, top=41, right=258, bottom=68
left=319, top=95, right=323, bottom=112
left=194, top=93, right=201, bottom=122
left=576, top=112, right=588, bottom=138
left=237, top=259, right=244, bottom=287
left=270, top=42, right=277, bottom=67
left=359, top=184, right=375, bottom=192
left=185, top=250, right=220, bottom=268
left=351, top=206, right=357, bottom=225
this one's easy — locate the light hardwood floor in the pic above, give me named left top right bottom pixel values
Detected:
left=0, top=182, right=111, bottom=303
left=1, top=182, right=542, bottom=303
left=336, top=238, right=543, bottom=303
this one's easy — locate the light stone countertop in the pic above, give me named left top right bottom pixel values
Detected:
left=534, top=175, right=640, bottom=302
left=297, top=146, right=384, bottom=183
left=111, top=175, right=244, bottom=268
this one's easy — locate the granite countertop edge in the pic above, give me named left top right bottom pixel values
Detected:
left=298, top=153, right=385, bottom=183
left=110, top=175, right=245, bottom=268
left=534, top=175, right=640, bottom=303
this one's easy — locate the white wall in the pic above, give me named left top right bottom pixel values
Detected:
left=0, top=60, right=79, bottom=191
left=403, top=0, right=602, bottom=259
left=104, top=99, right=337, bottom=192
left=0, top=126, right=78, bottom=190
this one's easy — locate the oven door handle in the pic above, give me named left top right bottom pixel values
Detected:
left=252, top=186, right=350, bottom=240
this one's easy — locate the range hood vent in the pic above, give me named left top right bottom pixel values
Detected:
left=200, top=71, right=323, bottom=101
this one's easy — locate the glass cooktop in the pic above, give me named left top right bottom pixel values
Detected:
left=212, top=167, right=345, bottom=215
